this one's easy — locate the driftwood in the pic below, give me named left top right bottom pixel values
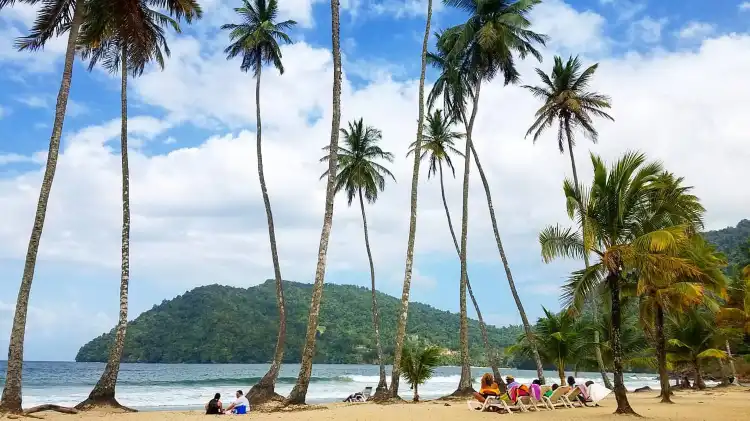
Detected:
left=23, top=404, right=78, bottom=415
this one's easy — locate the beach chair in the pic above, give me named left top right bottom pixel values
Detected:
left=562, top=387, right=584, bottom=408
left=542, top=386, right=571, bottom=410
left=358, top=387, right=372, bottom=402
left=466, top=395, right=514, bottom=413
left=515, top=395, right=543, bottom=412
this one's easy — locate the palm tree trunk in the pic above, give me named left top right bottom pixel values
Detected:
left=389, top=0, right=431, bottom=399
left=608, top=271, right=637, bottom=415
left=565, top=133, right=612, bottom=390
left=655, top=305, right=673, bottom=403
left=414, top=383, right=419, bottom=402
left=286, top=0, right=343, bottom=405
left=453, top=83, right=475, bottom=398
left=358, top=188, right=388, bottom=398
left=438, top=162, right=504, bottom=392
left=693, top=360, right=705, bottom=390
left=468, top=111, right=545, bottom=385
left=78, top=47, right=132, bottom=410
left=247, top=57, right=286, bottom=405
left=726, top=341, right=738, bottom=385
left=557, top=365, right=565, bottom=386
left=0, top=4, right=83, bottom=414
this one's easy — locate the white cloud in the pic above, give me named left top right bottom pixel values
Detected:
left=530, top=0, right=609, bottom=54
left=599, top=0, right=646, bottom=22
left=0, top=153, right=35, bottom=166
left=740, top=2, right=750, bottom=11
left=369, top=0, right=441, bottom=18
left=676, top=21, right=716, bottom=40
left=17, top=95, right=48, bottom=108
left=629, top=16, right=668, bottom=44
left=0, top=105, right=7, bottom=119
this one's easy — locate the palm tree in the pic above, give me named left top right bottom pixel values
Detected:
left=637, top=235, right=727, bottom=403
left=440, top=0, right=548, bottom=385
left=539, top=152, right=711, bottom=415
left=286, top=0, right=343, bottom=404
left=221, top=0, right=295, bottom=403
left=523, top=55, right=614, bottom=388
left=0, top=0, right=85, bottom=412
left=508, top=308, right=583, bottom=384
left=73, top=0, right=201, bottom=409
left=666, top=310, right=728, bottom=390
left=320, top=118, right=394, bottom=399
left=407, top=109, right=505, bottom=390
left=399, top=339, right=441, bottom=402
left=389, top=0, right=433, bottom=399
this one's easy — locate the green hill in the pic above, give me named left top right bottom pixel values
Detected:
left=703, top=219, right=750, bottom=268
left=76, top=280, right=523, bottom=364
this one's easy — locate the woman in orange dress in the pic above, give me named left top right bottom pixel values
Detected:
left=473, top=373, right=500, bottom=403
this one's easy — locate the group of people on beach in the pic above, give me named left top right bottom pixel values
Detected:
left=473, top=373, right=602, bottom=406
left=205, top=390, right=250, bottom=415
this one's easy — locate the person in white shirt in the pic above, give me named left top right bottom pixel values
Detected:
left=224, top=390, right=250, bottom=414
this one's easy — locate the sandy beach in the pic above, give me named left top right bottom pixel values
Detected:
left=16, top=387, right=750, bottom=421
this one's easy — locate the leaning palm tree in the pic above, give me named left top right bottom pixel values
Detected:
left=0, top=0, right=85, bottom=412
left=73, top=0, right=201, bottom=409
left=408, top=109, right=505, bottom=390
left=523, top=55, right=614, bottom=388
left=389, top=0, right=433, bottom=399
left=539, top=151, right=711, bottom=414
left=286, top=0, right=343, bottom=404
left=666, top=310, right=728, bottom=390
left=440, top=0, right=548, bottom=385
left=221, top=0, right=295, bottom=403
left=320, top=118, right=395, bottom=399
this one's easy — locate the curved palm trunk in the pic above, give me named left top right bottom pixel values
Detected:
left=726, top=341, right=738, bottom=385
left=654, top=305, right=673, bottom=403
left=438, top=162, right=504, bottom=392
left=692, top=360, right=706, bottom=390
left=358, top=188, right=388, bottom=398
left=469, top=114, right=545, bottom=385
left=557, top=364, right=565, bottom=386
left=78, top=48, right=132, bottom=410
left=0, top=5, right=83, bottom=414
left=608, top=272, right=637, bottom=415
left=286, top=0, right=343, bottom=405
left=566, top=133, right=612, bottom=390
left=247, top=58, right=287, bottom=405
left=389, top=0, right=432, bottom=399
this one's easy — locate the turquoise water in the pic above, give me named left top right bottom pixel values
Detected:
left=0, top=361, right=660, bottom=410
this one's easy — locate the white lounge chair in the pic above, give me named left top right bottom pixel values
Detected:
left=542, top=386, right=571, bottom=409
left=358, top=387, right=372, bottom=402
left=466, top=395, right=514, bottom=413
left=562, top=387, right=584, bottom=408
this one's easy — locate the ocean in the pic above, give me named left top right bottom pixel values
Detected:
left=0, top=362, right=666, bottom=411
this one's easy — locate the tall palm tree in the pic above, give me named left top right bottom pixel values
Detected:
left=539, top=151, right=710, bottom=415
left=286, top=0, right=343, bottom=405
left=440, top=0, right=548, bottom=384
left=523, top=55, right=614, bottom=388
left=389, top=0, right=432, bottom=399
left=73, top=0, right=201, bottom=409
left=508, top=307, right=583, bottom=384
left=221, top=0, right=295, bottom=403
left=0, top=0, right=85, bottom=412
left=319, top=118, right=394, bottom=398
left=407, top=109, right=505, bottom=390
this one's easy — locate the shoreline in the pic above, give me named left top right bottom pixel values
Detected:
left=18, top=387, right=750, bottom=421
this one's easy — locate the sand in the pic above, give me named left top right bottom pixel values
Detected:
left=13, top=387, right=750, bottom=421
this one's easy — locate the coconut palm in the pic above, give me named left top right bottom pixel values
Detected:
left=286, top=0, right=343, bottom=404
left=508, top=308, right=584, bottom=384
left=523, top=55, right=614, bottom=388
left=71, top=0, right=201, bottom=409
left=399, top=339, right=441, bottom=402
left=0, top=0, right=85, bottom=412
left=407, top=109, right=505, bottom=390
left=539, top=152, right=711, bottom=415
left=320, top=118, right=394, bottom=398
left=666, top=310, right=728, bottom=390
left=221, top=0, right=295, bottom=403
left=440, top=0, right=548, bottom=385
left=389, top=0, right=433, bottom=399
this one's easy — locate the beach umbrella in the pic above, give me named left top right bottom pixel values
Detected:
left=587, top=383, right=613, bottom=404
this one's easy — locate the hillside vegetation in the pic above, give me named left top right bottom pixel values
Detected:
left=76, top=280, right=522, bottom=364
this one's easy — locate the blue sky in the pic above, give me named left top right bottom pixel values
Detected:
left=1, top=0, right=750, bottom=361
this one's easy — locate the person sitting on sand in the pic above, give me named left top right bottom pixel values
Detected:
left=543, top=383, right=559, bottom=398
left=206, top=393, right=223, bottom=415
left=473, top=373, right=501, bottom=403
left=224, top=390, right=250, bottom=414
